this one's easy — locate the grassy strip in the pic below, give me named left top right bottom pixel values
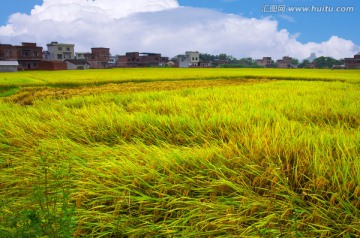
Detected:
left=0, top=87, right=20, bottom=98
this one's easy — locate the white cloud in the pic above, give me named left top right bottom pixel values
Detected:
left=0, top=0, right=358, bottom=60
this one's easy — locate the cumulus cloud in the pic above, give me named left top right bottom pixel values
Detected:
left=0, top=0, right=358, bottom=60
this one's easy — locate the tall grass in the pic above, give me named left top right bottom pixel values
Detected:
left=0, top=79, right=359, bottom=237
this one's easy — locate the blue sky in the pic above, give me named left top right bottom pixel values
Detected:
left=178, top=0, right=359, bottom=45
left=0, top=0, right=358, bottom=59
left=0, top=0, right=42, bottom=24
left=0, top=0, right=358, bottom=45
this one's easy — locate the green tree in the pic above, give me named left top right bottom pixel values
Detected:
left=314, top=56, right=339, bottom=69
left=292, top=58, right=299, bottom=66
left=298, top=59, right=310, bottom=68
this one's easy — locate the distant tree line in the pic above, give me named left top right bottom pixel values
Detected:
left=297, top=57, right=344, bottom=69
left=199, top=53, right=344, bottom=69
left=200, top=53, right=262, bottom=68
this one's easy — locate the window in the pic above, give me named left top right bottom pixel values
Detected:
left=64, top=53, right=71, bottom=59
left=57, top=54, right=63, bottom=59
left=22, top=50, right=30, bottom=57
left=33, top=62, right=38, bottom=67
left=33, top=51, right=38, bottom=57
left=66, top=47, right=70, bottom=51
left=192, top=57, right=195, bottom=61
left=58, top=47, right=62, bottom=51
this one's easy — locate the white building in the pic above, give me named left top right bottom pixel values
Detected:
left=75, top=52, right=88, bottom=60
left=46, top=42, right=75, bottom=61
left=178, top=51, right=200, bottom=68
left=0, top=61, right=19, bottom=72
left=65, top=59, right=90, bottom=70
left=108, top=55, right=117, bottom=67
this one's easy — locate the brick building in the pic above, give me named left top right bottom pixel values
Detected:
left=256, top=57, right=272, bottom=68
left=117, top=52, right=168, bottom=67
left=344, top=52, right=360, bottom=69
left=85, top=47, right=110, bottom=69
left=276, top=56, right=294, bottom=69
left=14, top=42, right=43, bottom=70
left=0, top=44, right=17, bottom=60
left=0, top=42, right=43, bottom=70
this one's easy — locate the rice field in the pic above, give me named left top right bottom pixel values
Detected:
left=0, top=68, right=359, bottom=237
left=0, top=68, right=359, bottom=88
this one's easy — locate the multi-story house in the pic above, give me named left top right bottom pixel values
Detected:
left=276, top=56, right=294, bottom=68
left=256, top=57, right=273, bottom=68
left=84, top=47, right=110, bottom=69
left=1, top=42, right=43, bottom=70
left=177, top=51, right=200, bottom=68
left=117, top=52, right=168, bottom=67
left=75, top=52, right=88, bottom=60
left=45, top=42, right=75, bottom=61
left=108, top=55, right=118, bottom=67
left=344, top=52, right=360, bottom=69
left=16, top=43, right=43, bottom=70
left=0, top=44, right=17, bottom=61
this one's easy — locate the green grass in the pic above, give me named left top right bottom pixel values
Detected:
left=0, top=69, right=359, bottom=237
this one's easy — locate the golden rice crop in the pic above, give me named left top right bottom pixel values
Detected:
left=0, top=69, right=359, bottom=237
left=0, top=68, right=359, bottom=88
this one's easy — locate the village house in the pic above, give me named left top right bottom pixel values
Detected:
left=256, top=57, right=272, bottom=68
left=199, top=60, right=212, bottom=68
left=344, top=52, right=360, bottom=69
left=177, top=51, right=200, bottom=68
left=276, top=56, right=295, bottom=69
left=0, top=61, right=19, bottom=72
left=15, top=42, right=43, bottom=70
left=1, top=42, right=43, bottom=70
left=108, top=56, right=117, bottom=67
left=0, top=44, right=17, bottom=61
left=85, top=47, right=110, bottom=69
left=117, top=52, right=168, bottom=67
left=75, top=52, right=87, bottom=60
left=44, top=42, right=75, bottom=61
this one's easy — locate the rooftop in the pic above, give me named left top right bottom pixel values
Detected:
left=47, top=42, right=75, bottom=46
left=140, top=52, right=161, bottom=56
left=0, top=61, right=19, bottom=66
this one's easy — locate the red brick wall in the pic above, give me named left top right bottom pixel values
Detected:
left=39, top=61, right=67, bottom=70
left=0, top=44, right=17, bottom=60
left=91, top=48, right=110, bottom=62
left=14, top=43, right=43, bottom=61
